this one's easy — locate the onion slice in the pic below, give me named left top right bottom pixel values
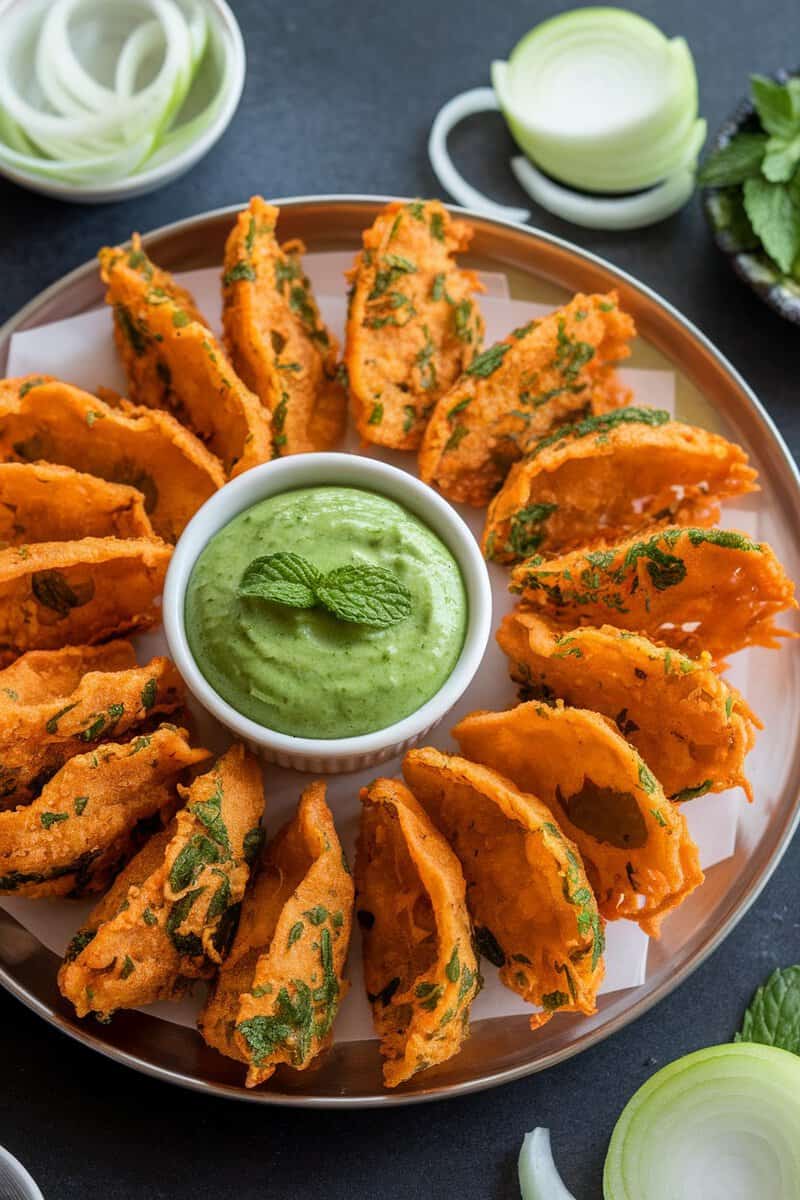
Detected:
left=519, top=1129, right=576, bottom=1200
left=510, top=157, right=697, bottom=231
left=603, top=1043, right=800, bottom=1199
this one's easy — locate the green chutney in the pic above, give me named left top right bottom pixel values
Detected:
left=185, top=486, right=468, bottom=739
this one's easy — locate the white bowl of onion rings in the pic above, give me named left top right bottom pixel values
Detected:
left=0, top=0, right=245, bottom=204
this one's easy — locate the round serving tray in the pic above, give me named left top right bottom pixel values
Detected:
left=0, top=195, right=799, bottom=1108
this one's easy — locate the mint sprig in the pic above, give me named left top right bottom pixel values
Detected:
left=735, top=965, right=800, bottom=1054
left=238, top=553, right=412, bottom=629
left=698, top=73, right=800, bottom=276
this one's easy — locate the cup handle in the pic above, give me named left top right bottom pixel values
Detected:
left=428, top=88, right=531, bottom=223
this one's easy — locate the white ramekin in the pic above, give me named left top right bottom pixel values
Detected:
left=163, top=453, right=492, bottom=774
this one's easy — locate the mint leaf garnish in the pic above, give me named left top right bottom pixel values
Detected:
left=315, top=565, right=412, bottom=629
left=697, top=133, right=767, bottom=187
left=237, top=554, right=412, bottom=628
left=238, top=552, right=320, bottom=608
left=751, top=75, right=800, bottom=141
left=735, top=965, right=800, bottom=1054
left=742, top=176, right=800, bottom=273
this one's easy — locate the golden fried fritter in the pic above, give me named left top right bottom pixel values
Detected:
left=453, top=701, right=703, bottom=936
left=200, top=782, right=353, bottom=1087
left=0, top=537, right=171, bottom=665
left=345, top=199, right=484, bottom=449
left=99, top=236, right=270, bottom=477
left=0, top=376, right=224, bottom=542
left=510, top=527, right=797, bottom=660
left=58, top=743, right=264, bottom=1021
left=222, top=196, right=346, bottom=455
left=419, top=292, right=634, bottom=505
left=354, top=777, right=480, bottom=1087
left=497, top=611, right=760, bottom=802
left=0, top=725, right=209, bottom=898
left=0, top=462, right=155, bottom=545
left=483, top=408, right=758, bottom=563
left=0, top=645, right=184, bottom=809
left=403, top=749, right=604, bottom=1029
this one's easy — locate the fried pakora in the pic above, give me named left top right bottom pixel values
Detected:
left=58, top=743, right=264, bottom=1020
left=200, top=781, right=353, bottom=1088
left=453, top=701, right=703, bottom=936
left=497, top=611, right=760, bottom=802
left=403, top=749, right=603, bottom=1028
left=99, top=236, right=270, bottom=477
left=0, top=644, right=184, bottom=809
left=354, top=777, right=480, bottom=1087
left=345, top=199, right=484, bottom=449
left=419, top=292, right=634, bottom=505
left=0, top=376, right=224, bottom=542
left=0, top=725, right=208, bottom=898
left=483, top=407, right=758, bottom=563
left=222, top=196, right=346, bottom=455
left=0, top=462, right=155, bottom=545
left=511, top=526, right=797, bottom=660
left=0, top=537, right=171, bottom=664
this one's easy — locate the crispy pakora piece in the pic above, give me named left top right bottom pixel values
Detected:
left=0, top=462, right=155, bottom=545
left=0, top=537, right=171, bottom=665
left=345, top=199, right=484, bottom=449
left=222, top=196, right=346, bottom=455
left=453, top=701, right=703, bottom=936
left=419, top=291, right=634, bottom=505
left=354, top=777, right=480, bottom=1087
left=403, top=750, right=604, bottom=1027
left=483, top=407, right=758, bottom=563
left=200, top=782, right=353, bottom=1087
left=511, top=526, right=797, bottom=660
left=498, top=611, right=760, bottom=802
left=58, top=743, right=264, bottom=1020
left=0, top=376, right=224, bottom=542
left=0, top=725, right=209, bottom=898
left=99, top=236, right=271, bottom=477
left=0, top=645, right=184, bottom=809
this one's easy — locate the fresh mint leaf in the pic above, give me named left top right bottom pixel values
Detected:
left=238, top=553, right=320, bottom=608
left=763, top=134, right=800, bottom=182
left=735, top=965, right=800, bottom=1054
left=742, top=176, right=800, bottom=273
left=697, top=133, right=767, bottom=187
left=315, top=565, right=412, bottom=629
left=751, top=74, right=800, bottom=140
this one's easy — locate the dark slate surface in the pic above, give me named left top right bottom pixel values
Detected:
left=1, top=2, right=799, bottom=1196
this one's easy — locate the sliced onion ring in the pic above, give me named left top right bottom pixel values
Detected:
left=603, top=1044, right=800, bottom=1199
left=518, top=1128, right=576, bottom=1200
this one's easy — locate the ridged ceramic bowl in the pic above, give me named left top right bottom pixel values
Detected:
left=162, top=452, right=493, bottom=773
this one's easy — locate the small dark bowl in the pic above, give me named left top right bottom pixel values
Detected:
left=702, top=68, right=800, bottom=325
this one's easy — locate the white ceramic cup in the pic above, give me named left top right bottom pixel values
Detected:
left=163, top=453, right=493, bottom=774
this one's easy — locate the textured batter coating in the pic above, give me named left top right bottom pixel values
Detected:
left=345, top=199, right=484, bottom=449
left=483, top=407, right=758, bottom=563
left=511, top=526, right=797, bottom=661
left=0, top=462, right=155, bottom=545
left=354, top=777, right=480, bottom=1087
left=453, top=702, right=703, bottom=936
left=0, top=645, right=184, bottom=809
left=0, top=725, right=209, bottom=898
left=99, top=236, right=271, bottom=477
left=0, top=376, right=224, bottom=542
left=403, top=750, right=604, bottom=1029
left=200, top=782, right=353, bottom=1087
left=58, top=743, right=264, bottom=1021
left=0, top=537, right=172, bottom=665
left=222, top=196, right=346, bottom=455
left=498, top=611, right=760, bottom=802
left=419, top=292, right=634, bottom=505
